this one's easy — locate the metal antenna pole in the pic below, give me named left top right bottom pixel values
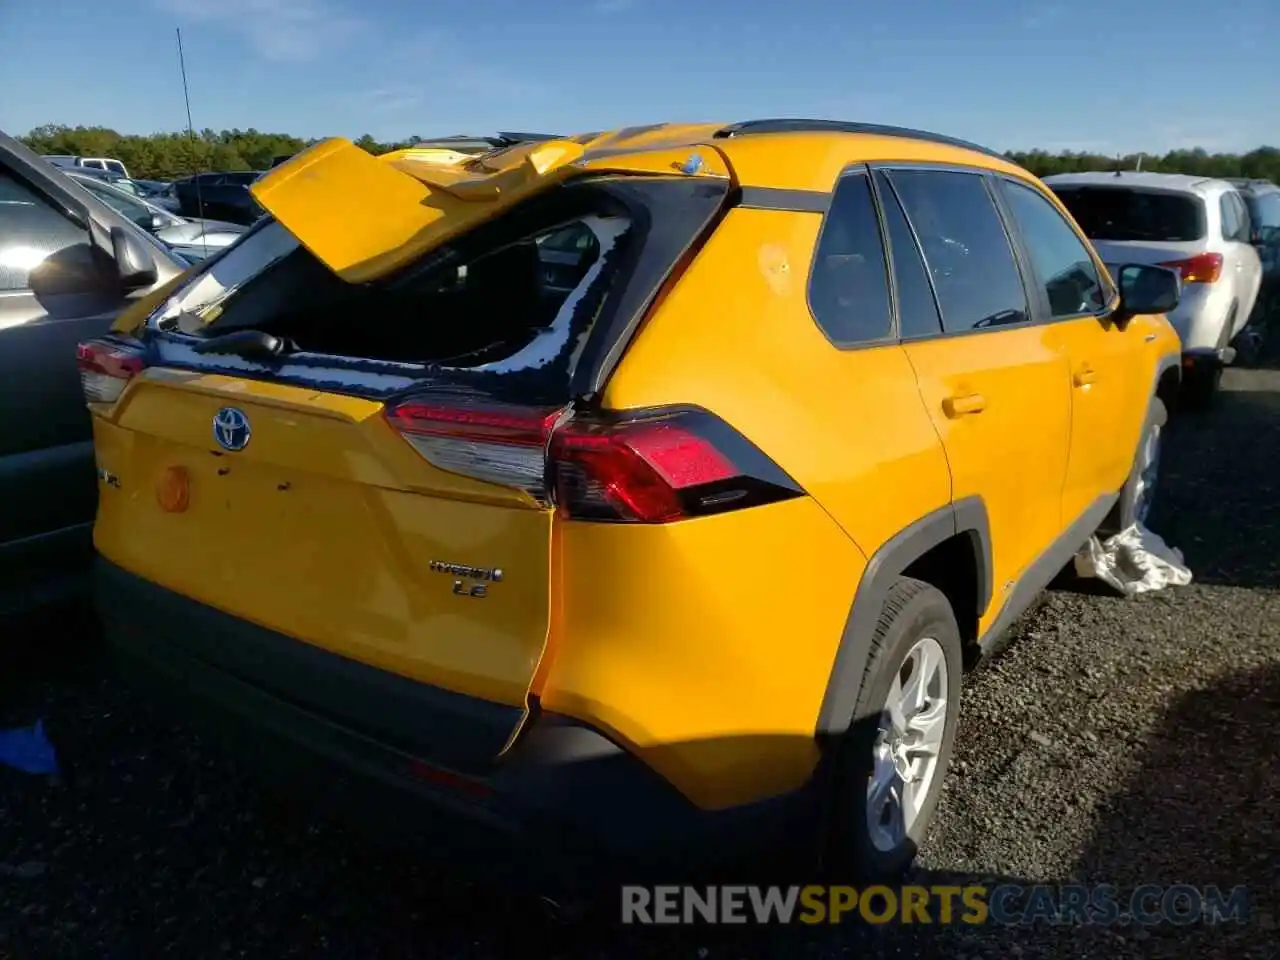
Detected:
left=176, top=27, right=207, bottom=257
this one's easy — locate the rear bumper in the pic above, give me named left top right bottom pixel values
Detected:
left=1166, top=283, right=1234, bottom=352
left=94, top=559, right=815, bottom=886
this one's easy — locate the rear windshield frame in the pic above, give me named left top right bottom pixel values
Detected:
left=140, top=175, right=730, bottom=406
left=1050, top=185, right=1207, bottom=243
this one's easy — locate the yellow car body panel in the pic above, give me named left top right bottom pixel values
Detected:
left=252, top=132, right=732, bottom=284
left=91, top=371, right=553, bottom=711
left=538, top=497, right=864, bottom=809
left=599, top=204, right=953, bottom=556
left=713, top=131, right=1036, bottom=192
left=902, top=327, right=1071, bottom=613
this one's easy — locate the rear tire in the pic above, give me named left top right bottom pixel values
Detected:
left=1107, top=397, right=1167, bottom=534
left=1181, top=307, right=1235, bottom=411
left=823, top=578, right=962, bottom=880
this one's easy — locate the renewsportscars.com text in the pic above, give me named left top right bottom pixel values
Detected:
left=620, top=884, right=1250, bottom=926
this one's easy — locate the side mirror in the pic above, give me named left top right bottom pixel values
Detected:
left=150, top=212, right=168, bottom=232
left=1114, top=263, right=1181, bottom=321
left=109, top=225, right=159, bottom=290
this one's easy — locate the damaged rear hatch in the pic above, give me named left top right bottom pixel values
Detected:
left=88, top=134, right=732, bottom=764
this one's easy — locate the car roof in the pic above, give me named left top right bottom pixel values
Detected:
left=388, top=119, right=1032, bottom=192
left=1225, top=177, right=1279, bottom=195
left=1042, top=170, right=1226, bottom=194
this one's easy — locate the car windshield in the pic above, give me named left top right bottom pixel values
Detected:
left=1050, top=186, right=1206, bottom=242
left=77, top=177, right=175, bottom=229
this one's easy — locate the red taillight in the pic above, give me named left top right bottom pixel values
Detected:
left=76, top=338, right=146, bottom=404
left=550, top=416, right=741, bottom=522
left=1157, top=252, right=1223, bottom=284
left=384, top=398, right=803, bottom=523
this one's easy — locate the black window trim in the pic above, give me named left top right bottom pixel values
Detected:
left=803, top=164, right=900, bottom=350
left=867, top=161, right=1039, bottom=343
left=797, top=158, right=1130, bottom=354
left=989, top=173, right=1117, bottom=326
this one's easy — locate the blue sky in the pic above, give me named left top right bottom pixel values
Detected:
left=1, top=0, right=1276, bottom=154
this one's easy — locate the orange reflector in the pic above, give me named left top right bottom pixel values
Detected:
left=156, top=466, right=190, bottom=513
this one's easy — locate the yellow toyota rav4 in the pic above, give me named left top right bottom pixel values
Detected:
left=84, top=120, right=1182, bottom=883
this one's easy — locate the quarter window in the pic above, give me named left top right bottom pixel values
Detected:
left=0, top=171, right=93, bottom=292
left=807, top=171, right=894, bottom=344
left=1231, top=193, right=1253, bottom=241
left=1220, top=193, right=1243, bottom=242
left=1000, top=179, right=1107, bottom=318
left=887, top=169, right=1028, bottom=333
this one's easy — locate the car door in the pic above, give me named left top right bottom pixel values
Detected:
left=993, top=175, right=1138, bottom=526
left=1221, top=191, right=1263, bottom=333
left=884, top=166, right=1073, bottom=608
left=0, top=141, right=182, bottom=611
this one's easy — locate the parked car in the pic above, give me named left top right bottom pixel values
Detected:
left=66, top=170, right=247, bottom=263
left=87, top=121, right=1182, bottom=885
left=172, top=171, right=265, bottom=225
left=53, top=164, right=147, bottom=198
left=42, top=154, right=132, bottom=178
left=1226, top=178, right=1280, bottom=323
left=0, top=130, right=185, bottom=616
left=133, top=178, right=173, bottom=198
left=1044, top=171, right=1264, bottom=407
left=140, top=180, right=182, bottom=214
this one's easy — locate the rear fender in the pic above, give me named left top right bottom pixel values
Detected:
left=816, top=497, right=992, bottom=738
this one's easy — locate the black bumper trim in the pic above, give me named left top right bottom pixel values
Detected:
left=94, top=558, right=524, bottom=774
left=94, top=559, right=817, bottom=880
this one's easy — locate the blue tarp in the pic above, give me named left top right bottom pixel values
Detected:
left=0, top=720, right=59, bottom=775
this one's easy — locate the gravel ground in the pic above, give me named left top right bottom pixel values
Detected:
left=2, top=363, right=1279, bottom=959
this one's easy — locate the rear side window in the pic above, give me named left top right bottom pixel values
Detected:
left=1220, top=193, right=1243, bottom=242
left=873, top=170, right=942, bottom=339
left=1221, top=192, right=1251, bottom=243
left=1050, top=186, right=1206, bottom=243
left=999, top=179, right=1107, bottom=318
left=887, top=169, right=1028, bottom=333
left=0, top=171, right=93, bottom=292
left=807, top=171, right=893, bottom=344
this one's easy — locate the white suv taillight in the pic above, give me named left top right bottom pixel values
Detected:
left=76, top=338, right=146, bottom=404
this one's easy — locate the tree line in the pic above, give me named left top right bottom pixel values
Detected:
left=18, top=124, right=1280, bottom=184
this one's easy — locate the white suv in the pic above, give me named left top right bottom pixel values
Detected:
left=1044, top=171, right=1264, bottom=407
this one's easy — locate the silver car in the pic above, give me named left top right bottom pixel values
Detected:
left=1044, top=171, right=1264, bottom=406
left=66, top=170, right=246, bottom=263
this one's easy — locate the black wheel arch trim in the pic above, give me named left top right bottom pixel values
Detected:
left=1151, top=351, right=1181, bottom=411
left=815, top=495, right=991, bottom=738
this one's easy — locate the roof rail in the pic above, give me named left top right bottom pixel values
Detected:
left=714, top=119, right=1007, bottom=161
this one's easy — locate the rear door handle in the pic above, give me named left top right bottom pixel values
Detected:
left=1073, top=367, right=1098, bottom=387
left=943, top=393, right=986, bottom=417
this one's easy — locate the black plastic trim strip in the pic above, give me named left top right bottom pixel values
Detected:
left=738, top=187, right=829, bottom=213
